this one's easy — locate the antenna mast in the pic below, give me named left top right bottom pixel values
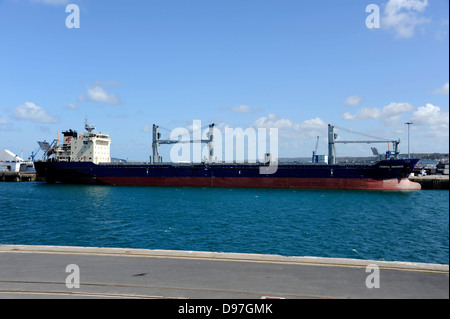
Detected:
left=85, top=116, right=96, bottom=133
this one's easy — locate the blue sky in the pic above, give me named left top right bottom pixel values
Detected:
left=0, top=0, right=448, bottom=161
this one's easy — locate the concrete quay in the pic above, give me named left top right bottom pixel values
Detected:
left=0, top=245, right=448, bottom=299
left=409, top=175, right=449, bottom=190
left=0, top=172, right=38, bottom=182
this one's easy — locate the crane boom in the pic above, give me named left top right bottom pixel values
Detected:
left=152, top=123, right=215, bottom=163
left=328, top=124, right=401, bottom=164
left=334, top=140, right=399, bottom=144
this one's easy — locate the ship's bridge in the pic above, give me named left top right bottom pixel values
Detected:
left=56, top=130, right=111, bottom=164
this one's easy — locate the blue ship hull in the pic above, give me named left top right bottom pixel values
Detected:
left=34, top=159, right=421, bottom=190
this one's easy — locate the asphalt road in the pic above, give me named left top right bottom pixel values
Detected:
left=0, top=245, right=448, bottom=299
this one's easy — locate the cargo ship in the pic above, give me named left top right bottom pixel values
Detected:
left=34, top=121, right=421, bottom=191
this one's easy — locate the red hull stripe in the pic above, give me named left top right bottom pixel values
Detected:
left=96, top=177, right=421, bottom=191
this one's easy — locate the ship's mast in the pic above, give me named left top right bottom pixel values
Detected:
left=152, top=124, right=162, bottom=163
left=207, top=123, right=215, bottom=163
left=328, top=125, right=337, bottom=165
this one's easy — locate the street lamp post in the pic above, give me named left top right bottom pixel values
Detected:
left=405, top=122, right=413, bottom=159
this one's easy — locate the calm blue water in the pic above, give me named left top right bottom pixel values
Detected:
left=0, top=182, right=448, bottom=264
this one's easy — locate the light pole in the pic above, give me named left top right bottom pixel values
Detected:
left=405, top=122, right=413, bottom=159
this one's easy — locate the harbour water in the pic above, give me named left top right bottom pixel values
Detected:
left=0, top=182, right=448, bottom=265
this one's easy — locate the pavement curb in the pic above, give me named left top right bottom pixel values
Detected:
left=1, top=245, right=448, bottom=274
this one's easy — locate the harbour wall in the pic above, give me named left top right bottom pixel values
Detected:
left=409, top=175, right=449, bottom=190
left=0, top=172, right=42, bottom=182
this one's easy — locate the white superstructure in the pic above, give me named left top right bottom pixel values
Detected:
left=56, top=126, right=111, bottom=164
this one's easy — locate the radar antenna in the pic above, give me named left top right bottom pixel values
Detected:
left=85, top=116, right=95, bottom=133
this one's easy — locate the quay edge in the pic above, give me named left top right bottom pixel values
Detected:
left=0, top=245, right=448, bottom=299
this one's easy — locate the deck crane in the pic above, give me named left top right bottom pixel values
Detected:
left=312, top=136, right=319, bottom=163
left=151, top=123, right=216, bottom=163
left=327, top=124, right=401, bottom=165
left=29, top=146, right=41, bottom=161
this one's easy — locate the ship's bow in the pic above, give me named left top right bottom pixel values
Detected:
left=379, top=158, right=421, bottom=191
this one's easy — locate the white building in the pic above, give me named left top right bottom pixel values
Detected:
left=0, top=150, right=29, bottom=172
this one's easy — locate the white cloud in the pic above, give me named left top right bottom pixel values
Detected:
left=13, top=102, right=59, bottom=123
left=254, top=114, right=327, bottom=132
left=253, top=113, right=293, bottom=129
left=343, top=102, right=414, bottom=126
left=432, top=82, right=449, bottom=95
left=294, top=117, right=327, bottom=131
left=410, top=103, right=449, bottom=125
left=382, top=0, right=430, bottom=38
left=426, top=124, right=449, bottom=138
left=252, top=114, right=327, bottom=142
left=142, top=125, right=153, bottom=133
left=344, top=95, right=363, bottom=107
left=435, top=19, right=449, bottom=40
left=343, top=107, right=379, bottom=121
left=383, top=102, right=414, bottom=116
left=343, top=102, right=449, bottom=142
left=221, top=104, right=262, bottom=113
left=66, top=103, right=78, bottom=110
left=78, top=86, right=121, bottom=105
left=231, top=105, right=252, bottom=113
left=0, top=117, right=8, bottom=125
